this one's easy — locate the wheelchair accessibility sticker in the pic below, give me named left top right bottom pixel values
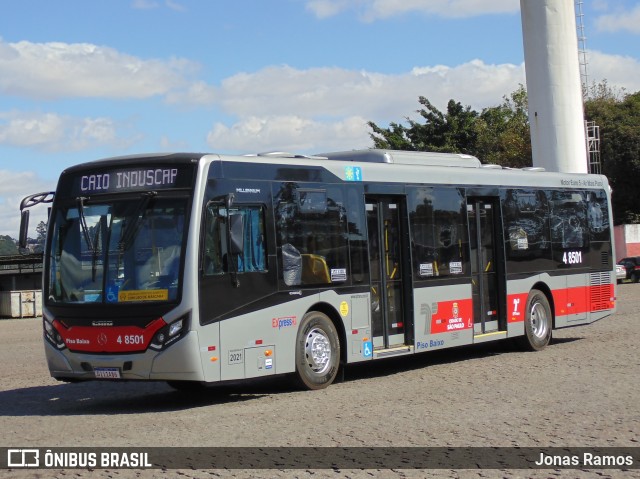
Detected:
left=363, top=340, right=373, bottom=358
left=345, top=166, right=362, bottom=182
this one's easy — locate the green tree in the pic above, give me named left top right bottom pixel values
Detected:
left=369, top=97, right=479, bottom=154
left=36, top=221, right=47, bottom=248
left=585, top=83, right=640, bottom=224
left=475, top=85, right=532, bottom=168
left=368, top=87, right=532, bottom=167
left=0, top=235, right=19, bottom=255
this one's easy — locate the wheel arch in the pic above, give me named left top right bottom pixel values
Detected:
left=530, top=281, right=556, bottom=329
left=305, top=302, right=347, bottom=365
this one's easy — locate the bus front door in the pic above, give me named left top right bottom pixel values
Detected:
left=366, top=197, right=410, bottom=350
left=467, top=198, right=505, bottom=335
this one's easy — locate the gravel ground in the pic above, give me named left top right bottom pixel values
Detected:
left=0, top=284, right=638, bottom=478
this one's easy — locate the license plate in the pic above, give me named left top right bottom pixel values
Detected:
left=94, top=367, right=121, bottom=379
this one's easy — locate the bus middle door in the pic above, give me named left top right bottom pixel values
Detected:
left=366, top=196, right=411, bottom=351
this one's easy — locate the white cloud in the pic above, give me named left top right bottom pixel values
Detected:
left=206, top=60, right=526, bottom=153
left=0, top=171, right=54, bottom=238
left=131, top=0, right=186, bottom=11
left=165, top=80, right=217, bottom=106
left=159, top=135, right=190, bottom=150
left=0, top=111, right=140, bottom=152
left=204, top=49, right=640, bottom=154
left=587, top=50, right=640, bottom=92
left=0, top=38, right=197, bottom=100
left=595, top=5, right=640, bottom=34
left=306, top=0, right=519, bottom=20
left=207, top=115, right=371, bottom=153
left=165, top=0, right=186, bottom=12
left=131, top=0, right=159, bottom=9
left=306, top=0, right=352, bottom=18
left=217, top=61, right=525, bottom=121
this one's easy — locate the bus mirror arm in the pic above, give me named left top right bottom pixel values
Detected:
left=19, top=210, right=30, bottom=250
left=228, top=214, right=244, bottom=256
left=225, top=192, right=244, bottom=288
left=227, top=213, right=244, bottom=288
left=18, top=191, right=55, bottom=251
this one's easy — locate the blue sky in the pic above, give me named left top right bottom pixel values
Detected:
left=1, top=0, right=639, bottom=237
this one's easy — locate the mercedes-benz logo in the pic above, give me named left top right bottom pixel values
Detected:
left=97, top=333, right=108, bottom=346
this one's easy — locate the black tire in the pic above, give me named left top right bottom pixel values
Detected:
left=517, top=289, right=552, bottom=351
left=633, top=273, right=640, bottom=283
left=294, top=311, right=340, bottom=390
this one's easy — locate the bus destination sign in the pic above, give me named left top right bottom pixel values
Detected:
left=75, top=167, right=182, bottom=195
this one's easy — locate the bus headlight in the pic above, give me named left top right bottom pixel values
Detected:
left=169, top=319, right=184, bottom=337
left=43, top=316, right=66, bottom=350
left=149, top=314, right=189, bottom=351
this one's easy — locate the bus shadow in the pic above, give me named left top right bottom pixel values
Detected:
left=0, top=338, right=585, bottom=417
left=0, top=378, right=292, bottom=417
left=550, top=337, right=582, bottom=345
left=341, top=336, right=583, bottom=382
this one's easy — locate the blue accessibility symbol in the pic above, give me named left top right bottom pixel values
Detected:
left=345, top=166, right=363, bottom=182
left=363, top=340, right=373, bottom=358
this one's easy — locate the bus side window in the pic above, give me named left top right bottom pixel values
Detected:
left=409, top=187, right=468, bottom=279
left=274, top=183, right=348, bottom=286
left=550, top=190, right=587, bottom=249
left=502, top=188, right=551, bottom=262
left=204, top=204, right=266, bottom=275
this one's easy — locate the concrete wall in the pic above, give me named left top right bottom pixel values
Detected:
left=614, top=224, right=640, bottom=260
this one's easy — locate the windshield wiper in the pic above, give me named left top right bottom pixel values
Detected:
left=76, top=196, right=95, bottom=253
left=118, top=191, right=157, bottom=251
left=76, top=196, right=103, bottom=282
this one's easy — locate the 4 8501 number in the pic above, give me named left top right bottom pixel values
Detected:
left=563, top=251, right=583, bottom=265
left=116, top=334, right=145, bottom=345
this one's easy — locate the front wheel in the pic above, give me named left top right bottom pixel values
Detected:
left=517, top=289, right=552, bottom=351
left=294, top=311, right=341, bottom=390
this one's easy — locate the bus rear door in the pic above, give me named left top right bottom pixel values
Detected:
left=467, top=197, right=506, bottom=337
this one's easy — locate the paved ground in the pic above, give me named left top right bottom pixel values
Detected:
left=0, top=284, right=638, bottom=478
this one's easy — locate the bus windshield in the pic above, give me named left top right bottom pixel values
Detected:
left=47, top=195, right=187, bottom=305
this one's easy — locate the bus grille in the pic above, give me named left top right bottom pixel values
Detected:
left=590, top=272, right=612, bottom=311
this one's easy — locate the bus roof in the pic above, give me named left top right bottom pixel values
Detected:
left=316, top=149, right=482, bottom=168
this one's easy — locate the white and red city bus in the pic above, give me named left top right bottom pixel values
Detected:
left=19, top=149, right=616, bottom=390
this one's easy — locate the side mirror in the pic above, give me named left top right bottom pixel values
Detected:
left=19, top=210, right=30, bottom=249
left=228, top=213, right=244, bottom=255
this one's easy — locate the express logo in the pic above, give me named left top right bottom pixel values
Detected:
left=272, top=316, right=297, bottom=330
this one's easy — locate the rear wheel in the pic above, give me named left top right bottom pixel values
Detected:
left=517, top=289, right=552, bottom=351
left=294, top=311, right=340, bottom=390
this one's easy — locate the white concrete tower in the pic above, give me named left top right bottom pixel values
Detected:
left=520, top=0, right=587, bottom=173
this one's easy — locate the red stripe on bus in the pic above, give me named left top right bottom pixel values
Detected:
left=53, top=318, right=166, bottom=353
left=508, top=284, right=614, bottom=322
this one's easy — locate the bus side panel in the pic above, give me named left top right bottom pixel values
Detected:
left=316, top=290, right=372, bottom=365
left=195, top=321, right=221, bottom=383
left=150, top=332, right=204, bottom=381
left=412, top=283, right=474, bottom=352
left=216, top=294, right=321, bottom=381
